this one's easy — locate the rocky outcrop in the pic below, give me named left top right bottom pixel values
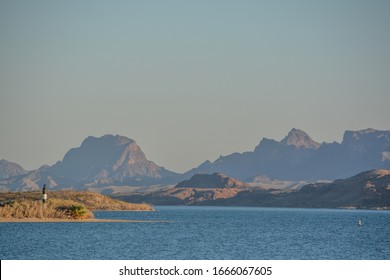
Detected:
left=175, top=173, right=249, bottom=188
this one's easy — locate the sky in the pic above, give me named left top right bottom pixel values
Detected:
left=1, top=0, right=389, bottom=173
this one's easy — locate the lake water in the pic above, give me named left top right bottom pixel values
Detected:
left=1, top=206, right=389, bottom=259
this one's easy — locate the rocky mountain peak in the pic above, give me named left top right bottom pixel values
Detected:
left=81, top=134, right=135, bottom=149
left=280, top=128, right=320, bottom=149
left=0, top=159, right=28, bottom=179
left=342, top=128, right=389, bottom=143
left=50, top=134, right=173, bottom=183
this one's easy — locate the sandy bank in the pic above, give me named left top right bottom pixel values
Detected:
left=0, top=218, right=169, bottom=223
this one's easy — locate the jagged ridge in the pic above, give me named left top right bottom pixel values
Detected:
left=187, top=128, right=390, bottom=181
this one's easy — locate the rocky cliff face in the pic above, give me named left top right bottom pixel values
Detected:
left=50, top=134, right=177, bottom=185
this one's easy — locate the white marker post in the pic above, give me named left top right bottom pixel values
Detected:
left=42, top=184, right=47, bottom=204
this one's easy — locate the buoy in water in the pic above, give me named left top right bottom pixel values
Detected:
left=358, top=219, right=363, bottom=226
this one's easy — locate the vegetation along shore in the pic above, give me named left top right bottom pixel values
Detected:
left=0, top=190, right=154, bottom=222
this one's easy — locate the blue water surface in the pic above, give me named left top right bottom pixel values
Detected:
left=1, top=206, right=389, bottom=259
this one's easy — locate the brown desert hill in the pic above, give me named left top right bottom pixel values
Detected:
left=114, top=187, right=246, bottom=206
left=0, top=190, right=154, bottom=221
left=47, top=190, right=154, bottom=211
left=217, top=169, right=390, bottom=209
left=293, top=169, right=390, bottom=208
left=175, top=172, right=250, bottom=188
left=114, top=173, right=251, bottom=205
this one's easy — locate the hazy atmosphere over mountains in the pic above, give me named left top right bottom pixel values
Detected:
left=1, top=1, right=390, bottom=175
left=1, top=128, right=389, bottom=191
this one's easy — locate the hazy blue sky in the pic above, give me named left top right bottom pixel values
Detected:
left=1, top=0, right=389, bottom=172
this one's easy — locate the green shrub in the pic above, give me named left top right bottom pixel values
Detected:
left=56, top=204, right=92, bottom=219
left=68, top=205, right=87, bottom=219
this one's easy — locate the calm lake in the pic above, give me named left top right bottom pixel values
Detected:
left=1, top=206, right=389, bottom=259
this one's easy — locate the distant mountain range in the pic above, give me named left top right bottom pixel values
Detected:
left=114, top=169, right=390, bottom=209
left=186, top=128, right=390, bottom=181
left=0, top=135, right=178, bottom=191
left=1, top=128, right=390, bottom=191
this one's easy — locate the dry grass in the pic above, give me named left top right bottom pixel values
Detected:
left=48, top=190, right=154, bottom=211
left=0, top=198, right=93, bottom=220
left=0, top=190, right=153, bottom=220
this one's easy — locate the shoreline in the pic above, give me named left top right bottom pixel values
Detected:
left=0, top=218, right=169, bottom=223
